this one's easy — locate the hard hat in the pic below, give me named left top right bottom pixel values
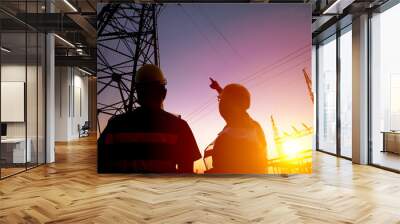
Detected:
left=135, top=64, right=167, bottom=85
left=220, top=84, right=250, bottom=110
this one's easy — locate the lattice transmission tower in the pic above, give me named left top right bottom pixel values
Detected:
left=97, top=3, right=161, bottom=133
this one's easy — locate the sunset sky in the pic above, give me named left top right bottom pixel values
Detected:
left=98, top=3, right=312, bottom=155
left=158, top=4, right=312, bottom=152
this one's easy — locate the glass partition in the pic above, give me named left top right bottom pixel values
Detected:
left=0, top=31, right=28, bottom=177
left=0, top=0, right=46, bottom=179
left=27, top=30, right=38, bottom=169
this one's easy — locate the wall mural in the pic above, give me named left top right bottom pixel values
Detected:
left=97, top=3, right=312, bottom=174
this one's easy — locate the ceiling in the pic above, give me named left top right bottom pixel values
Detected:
left=0, top=0, right=96, bottom=71
left=0, top=0, right=394, bottom=70
left=311, top=0, right=390, bottom=42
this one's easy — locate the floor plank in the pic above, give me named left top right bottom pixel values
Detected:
left=0, top=136, right=399, bottom=223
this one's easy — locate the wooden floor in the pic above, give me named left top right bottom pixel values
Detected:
left=1, top=167, right=26, bottom=178
left=1, top=136, right=400, bottom=223
left=372, top=151, right=400, bottom=171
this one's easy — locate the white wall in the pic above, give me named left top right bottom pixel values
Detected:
left=1, top=65, right=39, bottom=138
left=55, top=66, right=69, bottom=141
left=55, top=66, right=89, bottom=141
left=72, top=73, right=89, bottom=138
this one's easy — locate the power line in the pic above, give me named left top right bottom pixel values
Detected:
left=185, top=96, right=215, bottom=120
left=179, top=4, right=311, bottom=88
left=184, top=46, right=310, bottom=121
left=174, top=5, right=311, bottom=124
left=195, top=5, right=245, bottom=62
left=244, top=51, right=310, bottom=86
left=238, top=45, right=310, bottom=83
left=190, top=106, right=217, bottom=125
left=176, top=3, right=245, bottom=122
left=185, top=50, right=310, bottom=122
left=248, top=57, right=311, bottom=90
left=178, top=4, right=229, bottom=66
left=189, top=57, right=310, bottom=124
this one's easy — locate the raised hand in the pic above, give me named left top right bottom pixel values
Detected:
left=209, top=77, right=223, bottom=94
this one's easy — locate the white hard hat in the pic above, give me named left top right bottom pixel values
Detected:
left=135, top=64, right=167, bottom=85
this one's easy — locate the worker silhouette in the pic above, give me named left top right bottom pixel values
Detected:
left=98, top=64, right=201, bottom=173
left=208, top=80, right=267, bottom=174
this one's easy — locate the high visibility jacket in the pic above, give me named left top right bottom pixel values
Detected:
left=98, top=107, right=201, bottom=173
left=211, top=115, right=267, bottom=174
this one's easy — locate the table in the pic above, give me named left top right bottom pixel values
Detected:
left=382, top=131, right=400, bottom=154
left=1, top=138, right=32, bottom=164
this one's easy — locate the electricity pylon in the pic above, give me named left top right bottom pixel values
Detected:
left=302, top=68, right=314, bottom=104
left=97, top=3, right=161, bottom=133
left=270, top=69, right=315, bottom=156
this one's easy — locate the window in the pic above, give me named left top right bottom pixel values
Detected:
left=339, top=27, right=352, bottom=158
left=317, top=35, right=337, bottom=154
left=370, top=3, right=400, bottom=171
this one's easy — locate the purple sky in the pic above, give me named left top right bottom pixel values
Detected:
left=98, top=3, right=312, bottom=154
left=157, top=4, right=312, bottom=152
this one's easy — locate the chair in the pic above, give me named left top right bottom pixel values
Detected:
left=78, top=121, right=90, bottom=138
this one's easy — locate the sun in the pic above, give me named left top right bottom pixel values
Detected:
left=281, top=136, right=312, bottom=159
